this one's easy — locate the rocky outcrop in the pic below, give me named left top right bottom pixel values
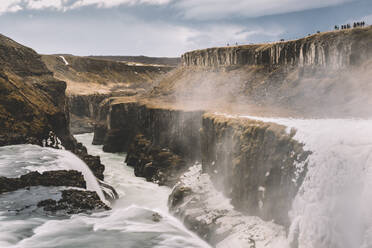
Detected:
left=37, top=189, right=110, bottom=215
left=68, top=94, right=111, bottom=134
left=169, top=164, right=287, bottom=247
left=0, top=34, right=113, bottom=197
left=0, top=170, right=86, bottom=194
left=182, top=27, right=372, bottom=69
left=125, top=134, right=187, bottom=186
left=93, top=99, right=203, bottom=184
left=0, top=34, right=71, bottom=147
left=101, top=100, right=203, bottom=160
left=201, top=114, right=310, bottom=227
left=150, top=27, right=372, bottom=118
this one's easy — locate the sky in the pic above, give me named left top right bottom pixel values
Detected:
left=0, top=0, right=371, bottom=57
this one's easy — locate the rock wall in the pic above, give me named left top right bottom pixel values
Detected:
left=101, top=100, right=204, bottom=161
left=0, top=34, right=106, bottom=180
left=201, top=114, right=310, bottom=227
left=68, top=94, right=111, bottom=134
left=182, top=27, right=372, bottom=69
left=0, top=34, right=71, bottom=147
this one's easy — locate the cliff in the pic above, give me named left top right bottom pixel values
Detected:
left=182, top=26, right=372, bottom=69
left=0, top=34, right=70, bottom=146
left=201, top=114, right=310, bottom=227
left=0, top=34, right=106, bottom=180
left=151, top=26, right=372, bottom=118
left=42, top=55, right=174, bottom=95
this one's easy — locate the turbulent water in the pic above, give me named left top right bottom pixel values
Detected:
left=0, top=134, right=210, bottom=248
left=2, top=120, right=371, bottom=248
left=240, top=116, right=372, bottom=248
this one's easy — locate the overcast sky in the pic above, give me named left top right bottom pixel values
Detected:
left=0, top=0, right=371, bottom=57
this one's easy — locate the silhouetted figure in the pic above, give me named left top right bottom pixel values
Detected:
left=317, top=30, right=320, bottom=34
left=354, top=22, right=357, bottom=28
left=235, top=42, right=238, bottom=46
left=347, top=24, right=351, bottom=29
left=334, top=25, right=339, bottom=30
left=227, top=43, right=229, bottom=46
left=280, top=39, right=285, bottom=42
left=362, top=21, right=365, bottom=27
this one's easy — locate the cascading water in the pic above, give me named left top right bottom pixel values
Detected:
left=240, top=116, right=372, bottom=248
left=0, top=145, right=105, bottom=202
left=0, top=134, right=211, bottom=248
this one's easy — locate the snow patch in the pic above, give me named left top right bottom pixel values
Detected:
left=59, top=56, right=69, bottom=66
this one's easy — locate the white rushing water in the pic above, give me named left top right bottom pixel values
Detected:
left=237, top=116, right=372, bottom=248
left=0, top=134, right=210, bottom=248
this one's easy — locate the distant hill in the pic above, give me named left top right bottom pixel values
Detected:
left=88, top=55, right=181, bottom=66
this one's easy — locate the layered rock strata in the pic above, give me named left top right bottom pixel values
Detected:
left=182, top=27, right=372, bottom=69
left=201, top=114, right=310, bottom=227
left=0, top=34, right=113, bottom=210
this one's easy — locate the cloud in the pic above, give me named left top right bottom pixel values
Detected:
left=0, top=0, right=358, bottom=18
left=0, top=0, right=22, bottom=14
left=174, top=0, right=357, bottom=20
left=69, top=0, right=171, bottom=8
left=0, top=0, right=171, bottom=14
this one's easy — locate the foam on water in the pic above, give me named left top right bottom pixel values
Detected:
left=0, top=135, right=211, bottom=248
left=0, top=145, right=105, bottom=202
left=236, top=115, right=372, bottom=248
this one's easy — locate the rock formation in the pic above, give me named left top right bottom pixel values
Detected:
left=87, top=26, right=372, bottom=246
left=0, top=34, right=113, bottom=214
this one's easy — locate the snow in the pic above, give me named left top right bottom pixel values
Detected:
left=59, top=56, right=69, bottom=65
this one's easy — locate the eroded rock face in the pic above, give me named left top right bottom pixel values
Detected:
left=182, top=27, right=372, bottom=69
left=92, top=123, right=107, bottom=145
left=73, top=142, right=105, bottom=180
left=0, top=34, right=74, bottom=148
left=169, top=164, right=286, bottom=247
left=126, top=134, right=187, bottom=186
left=101, top=101, right=203, bottom=160
left=0, top=170, right=86, bottom=194
left=201, top=114, right=310, bottom=227
left=68, top=94, right=111, bottom=134
left=37, top=189, right=110, bottom=215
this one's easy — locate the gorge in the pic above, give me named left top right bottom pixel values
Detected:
left=0, top=25, right=372, bottom=248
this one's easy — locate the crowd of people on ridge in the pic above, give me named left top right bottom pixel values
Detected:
left=335, top=21, right=366, bottom=30
left=225, top=20, right=368, bottom=46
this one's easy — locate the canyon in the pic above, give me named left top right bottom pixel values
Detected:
left=0, top=25, right=371, bottom=248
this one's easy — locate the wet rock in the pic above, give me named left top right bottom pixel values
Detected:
left=37, top=189, right=110, bottom=214
left=103, top=129, right=129, bottom=153
left=92, top=123, right=107, bottom=145
left=168, top=186, right=192, bottom=207
left=201, top=114, right=311, bottom=227
left=0, top=170, right=86, bottom=194
left=126, top=134, right=187, bottom=186
left=73, top=144, right=105, bottom=180
left=152, top=213, right=162, bottom=222
left=168, top=164, right=286, bottom=247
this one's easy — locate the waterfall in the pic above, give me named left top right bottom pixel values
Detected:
left=242, top=116, right=372, bottom=248
left=0, top=136, right=211, bottom=248
left=0, top=145, right=106, bottom=203
left=52, top=149, right=106, bottom=203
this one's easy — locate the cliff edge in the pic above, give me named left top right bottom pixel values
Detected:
left=151, top=26, right=372, bottom=118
